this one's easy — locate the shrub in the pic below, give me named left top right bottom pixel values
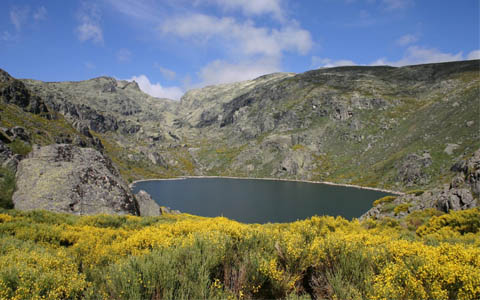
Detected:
left=0, top=246, right=87, bottom=300
left=373, top=195, right=396, bottom=207
left=0, top=167, right=15, bottom=209
left=91, top=236, right=225, bottom=300
left=0, top=209, right=479, bottom=299
left=417, top=208, right=480, bottom=236
left=406, top=189, right=425, bottom=196
left=394, top=203, right=411, bottom=215
left=380, top=202, right=397, bottom=213
left=7, top=139, right=32, bottom=156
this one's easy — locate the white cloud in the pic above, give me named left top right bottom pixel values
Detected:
left=33, top=6, right=47, bottom=21
left=154, top=63, right=176, bottom=80
left=311, top=56, right=356, bottom=68
left=104, top=0, right=159, bottom=22
left=107, top=0, right=312, bottom=89
left=128, top=75, right=184, bottom=100
left=198, top=58, right=280, bottom=86
left=1, top=31, right=14, bottom=42
left=10, top=6, right=30, bottom=31
left=160, top=14, right=312, bottom=58
left=467, top=49, right=480, bottom=60
left=381, top=0, right=412, bottom=11
left=201, top=0, right=285, bottom=20
left=76, top=3, right=103, bottom=44
left=370, top=46, right=464, bottom=66
left=396, top=34, right=418, bottom=46
left=116, top=48, right=132, bottom=62
left=312, top=46, right=476, bottom=70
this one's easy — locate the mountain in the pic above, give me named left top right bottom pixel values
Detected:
left=1, top=59, right=479, bottom=216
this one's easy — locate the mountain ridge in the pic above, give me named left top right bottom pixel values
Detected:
left=1, top=59, right=479, bottom=217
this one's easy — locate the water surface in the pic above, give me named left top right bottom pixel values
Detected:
left=132, top=178, right=391, bottom=223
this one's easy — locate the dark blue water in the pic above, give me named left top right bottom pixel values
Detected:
left=132, top=178, right=391, bottom=223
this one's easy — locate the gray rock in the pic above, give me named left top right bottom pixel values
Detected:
left=444, top=143, right=459, bottom=155
left=0, top=140, right=20, bottom=172
left=147, top=152, right=168, bottom=168
left=12, top=144, right=139, bottom=215
left=362, top=148, right=480, bottom=219
left=397, top=153, right=432, bottom=186
left=135, top=190, right=162, bottom=216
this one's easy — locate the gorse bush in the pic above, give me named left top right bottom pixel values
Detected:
left=372, top=195, right=396, bottom=206
left=0, top=209, right=479, bottom=299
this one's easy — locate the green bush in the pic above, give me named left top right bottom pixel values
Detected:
left=380, top=202, right=397, bottom=213
left=0, top=167, right=15, bottom=209
left=91, top=236, right=225, bottom=300
left=7, top=139, right=32, bottom=156
left=394, top=203, right=411, bottom=215
left=406, top=189, right=425, bottom=196
left=373, top=195, right=397, bottom=207
left=312, top=238, right=374, bottom=299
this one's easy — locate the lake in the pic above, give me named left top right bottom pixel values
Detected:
left=132, top=178, right=392, bottom=223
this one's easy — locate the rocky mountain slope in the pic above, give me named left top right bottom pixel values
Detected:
left=1, top=60, right=479, bottom=216
left=0, top=70, right=161, bottom=216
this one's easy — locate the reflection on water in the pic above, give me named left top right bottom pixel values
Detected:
left=132, top=178, right=392, bottom=223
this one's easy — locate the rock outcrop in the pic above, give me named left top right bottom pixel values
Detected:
left=0, top=140, right=20, bottom=172
left=0, top=69, right=50, bottom=116
left=135, top=190, right=161, bottom=216
left=13, top=144, right=139, bottom=215
left=397, top=152, right=432, bottom=186
left=362, top=148, right=480, bottom=219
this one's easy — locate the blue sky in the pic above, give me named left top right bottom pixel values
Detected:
left=1, top=0, right=478, bottom=100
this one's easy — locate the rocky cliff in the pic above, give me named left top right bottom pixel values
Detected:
left=1, top=60, right=479, bottom=216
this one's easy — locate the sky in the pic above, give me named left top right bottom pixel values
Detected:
left=1, top=0, right=478, bottom=100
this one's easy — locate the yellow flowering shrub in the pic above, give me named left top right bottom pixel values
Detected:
left=0, top=247, right=87, bottom=300
left=0, top=214, right=12, bottom=223
left=0, top=208, right=478, bottom=299
left=372, top=195, right=396, bottom=206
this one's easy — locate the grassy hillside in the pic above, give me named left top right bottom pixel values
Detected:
left=0, top=208, right=479, bottom=299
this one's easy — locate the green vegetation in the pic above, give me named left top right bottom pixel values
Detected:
left=373, top=195, right=397, bottom=206
left=292, top=144, right=305, bottom=151
left=0, top=208, right=478, bottom=299
left=7, top=139, right=32, bottom=156
left=394, top=203, right=412, bottom=215
left=406, top=189, right=425, bottom=196
left=0, top=167, right=15, bottom=209
left=0, top=103, right=90, bottom=147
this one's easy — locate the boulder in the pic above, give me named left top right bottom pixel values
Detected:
left=135, top=190, right=162, bottom=216
left=13, top=144, right=139, bottom=215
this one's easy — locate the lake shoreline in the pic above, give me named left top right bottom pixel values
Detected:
left=130, top=176, right=404, bottom=196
